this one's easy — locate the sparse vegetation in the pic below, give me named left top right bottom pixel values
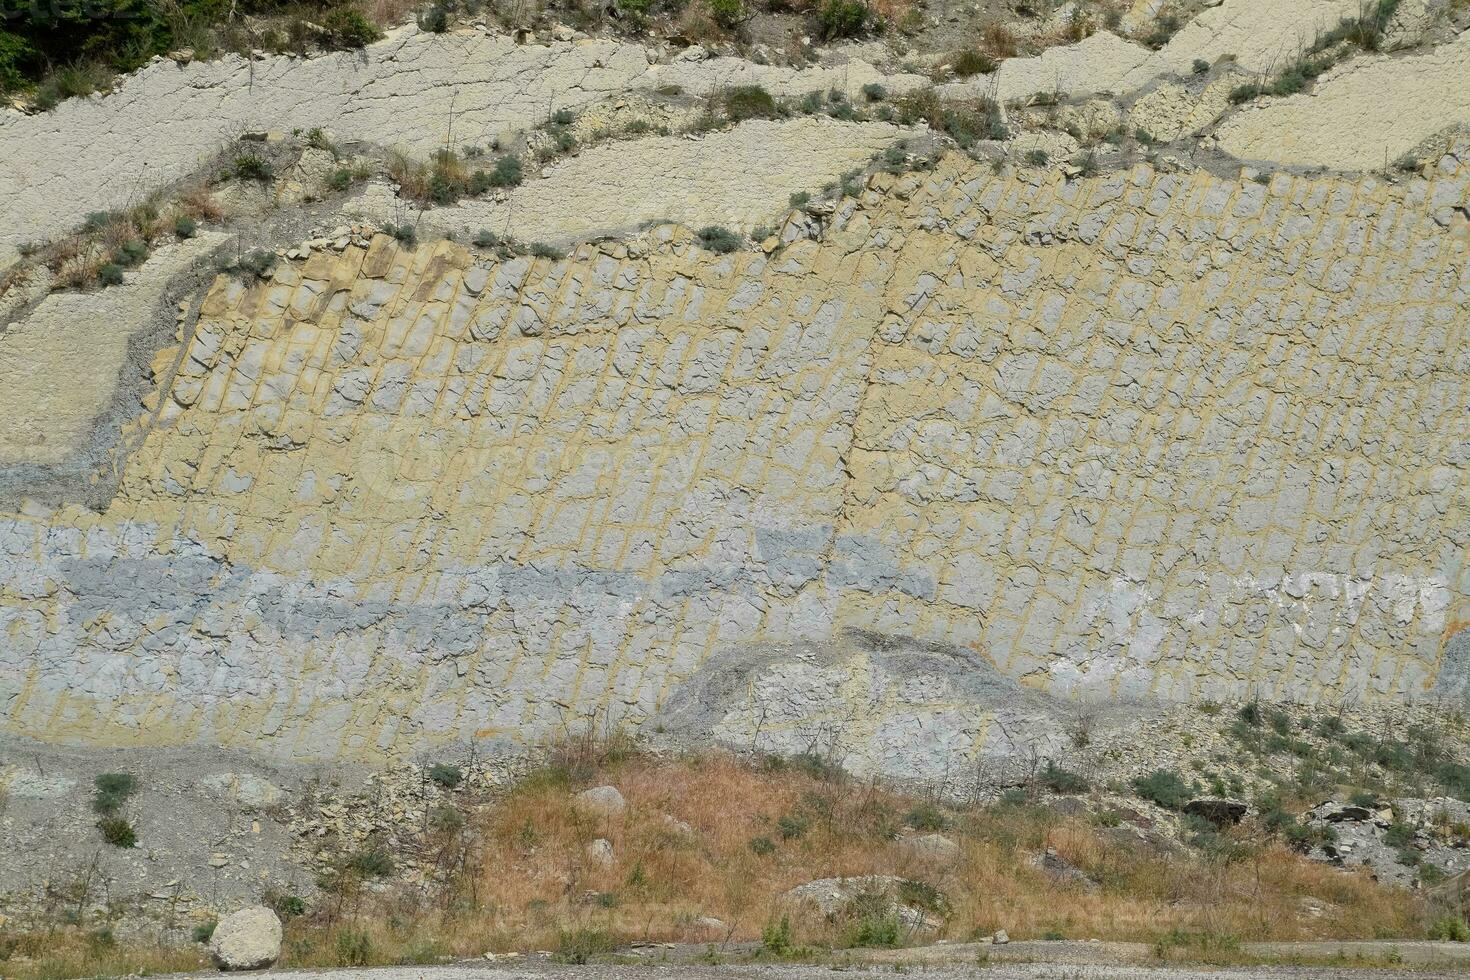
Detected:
left=951, top=49, right=998, bottom=77
left=816, top=0, right=872, bottom=39
left=1132, top=769, right=1193, bottom=810
left=696, top=225, right=742, bottom=253
left=428, top=764, right=463, bottom=789
left=96, top=816, right=137, bottom=848
left=723, top=85, right=778, bottom=122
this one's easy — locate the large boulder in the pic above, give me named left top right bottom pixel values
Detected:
left=209, top=906, right=283, bottom=971
left=782, top=875, right=943, bottom=932
left=575, top=785, right=627, bottom=816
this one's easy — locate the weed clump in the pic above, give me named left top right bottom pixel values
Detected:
left=723, top=85, right=778, bottom=122
left=97, top=816, right=137, bottom=848
left=696, top=225, right=742, bottom=253
left=428, top=763, right=463, bottom=789
left=1132, top=769, right=1192, bottom=810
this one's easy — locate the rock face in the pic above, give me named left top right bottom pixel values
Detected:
left=0, top=152, right=1466, bottom=770
left=783, top=875, right=941, bottom=932
left=208, top=906, right=283, bottom=971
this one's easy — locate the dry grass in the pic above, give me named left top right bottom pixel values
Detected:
left=0, top=743, right=1436, bottom=977
left=0, top=931, right=206, bottom=980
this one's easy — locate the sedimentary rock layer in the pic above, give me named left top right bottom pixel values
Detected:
left=1, top=153, right=1465, bottom=762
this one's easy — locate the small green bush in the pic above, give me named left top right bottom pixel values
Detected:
left=710, top=0, right=745, bottom=28
left=326, top=168, right=354, bottom=191
left=97, top=816, right=137, bottom=847
left=952, top=49, right=997, bottom=77
left=488, top=155, right=523, bottom=188
left=347, top=846, right=394, bottom=877
left=1132, top=769, right=1192, bottom=810
left=428, top=763, right=463, bottom=788
left=861, top=82, right=886, bottom=101
left=903, top=803, right=948, bottom=831
left=473, top=229, right=501, bottom=248
left=93, top=773, right=138, bottom=813
left=322, top=8, right=382, bottom=48
left=789, top=190, right=811, bottom=207
left=98, top=263, right=125, bottom=286
left=192, top=920, right=217, bottom=943
left=417, top=4, right=449, bottom=32
left=115, top=238, right=147, bottom=266
left=1040, top=762, right=1088, bottom=794
left=174, top=215, right=198, bottom=238
left=696, top=225, right=742, bottom=253
left=723, top=84, right=777, bottom=121
left=844, top=893, right=903, bottom=947
left=777, top=813, right=810, bottom=839
left=237, top=249, right=276, bottom=281
left=335, top=928, right=373, bottom=966
left=385, top=223, right=417, bottom=247
left=762, top=915, right=794, bottom=955
left=1430, top=916, right=1470, bottom=942
left=748, top=835, right=776, bottom=855
left=232, top=154, right=273, bottom=181
left=816, top=0, right=871, bottom=39
left=266, top=891, right=307, bottom=920
left=1024, top=149, right=1049, bottom=166
left=529, top=242, right=566, bottom=260
left=555, top=928, right=614, bottom=964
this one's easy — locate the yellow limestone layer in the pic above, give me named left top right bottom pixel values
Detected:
left=0, top=154, right=1466, bottom=760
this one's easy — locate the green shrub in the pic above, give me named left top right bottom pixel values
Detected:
left=529, top=242, right=565, bottom=260
left=327, top=168, right=354, bottom=191
left=232, top=154, right=273, bottom=181
left=816, top=0, right=870, bottom=39
left=335, top=929, right=373, bottom=966
left=1384, top=822, right=1415, bottom=848
left=1191, top=57, right=1210, bottom=74
left=97, top=816, right=137, bottom=847
left=952, top=49, right=996, bottom=77
left=1132, top=769, right=1191, bottom=810
left=417, top=4, right=449, bottom=32
left=1430, top=916, right=1470, bottom=941
left=748, top=835, right=776, bottom=855
left=115, top=239, right=147, bottom=266
left=903, top=802, right=948, bottom=831
left=385, top=223, right=417, bottom=247
left=174, top=215, right=198, bottom=238
left=1040, top=762, right=1088, bottom=794
left=473, top=229, right=501, bottom=248
left=428, top=763, right=463, bottom=788
left=347, top=846, right=394, bottom=877
left=488, top=155, right=523, bottom=188
left=1024, top=149, right=1049, bottom=166
left=844, top=893, right=903, bottom=947
left=861, top=82, right=886, bottom=101
left=237, top=249, right=276, bottom=281
left=710, top=0, right=745, bottom=28
left=723, top=84, right=777, bottom=121
left=696, top=225, right=742, bottom=253
left=98, top=263, right=125, bottom=287
left=762, top=915, right=794, bottom=955
left=93, top=773, right=138, bottom=813
left=789, top=191, right=811, bottom=207
left=323, top=8, right=382, bottom=48
left=266, top=891, right=307, bottom=920
left=192, top=920, right=217, bottom=943
left=777, top=813, right=810, bottom=839
left=554, top=928, right=614, bottom=964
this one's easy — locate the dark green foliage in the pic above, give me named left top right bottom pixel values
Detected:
left=428, top=763, right=463, bottom=789
left=114, top=238, right=147, bottom=266
left=98, top=263, right=125, bottom=286
left=723, top=85, right=777, bottom=121
left=1430, top=917, right=1470, bottom=941
left=335, top=929, right=372, bottom=966
left=174, top=215, right=198, bottom=238
left=844, top=892, right=902, bottom=947
left=761, top=915, right=794, bottom=955
left=709, top=0, right=744, bottom=28
left=93, top=773, right=138, bottom=813
left=237, top=249, right=276, bottom=280
left=192, top=920, right=217, bottom=943
left=347, top=846, right=394, bottom=877
left=473, top=229, right=501, bottom=248
left=266, top=891, right=307, bottom=920
left=83, top=212, right=114, bottom=233
left=696, top=225, right=742, bottom=254
left=903, top=802, right=948, bottom=831
left=232, top=154, right=273, bottom=181
left=1191, top=57, right=1210, bottom=74
left=896, top=878, right=945, bottom=915
left=322, top=8, right=382, bottom=48
left=550, top=108, right=575, bottom=126
left=789, top=191, right=811, bottom=207
left=816, top=0, right=871, bottom=39
left=97, top=816, right=137, bottom=847
left=417, top=4, right=449, bottom=32
left=1384, top=822, right=1415, bottom=848
left=385, top=222, right=417, bottom=246
left=529, top=242, right=565, bottom=260
left=748, top=835, right=776, bottom=855
left=1024, top=149, right=1049, bottom=166
left=952, top=49, right=997, bottom=77
left=555, top=928, right=614, bottom=964
left=1132, top=769, right=1191, bottom=810
left=327, top=167, right=354, bottom=191
left=777, top=813, right=810, bottom=839
left=1040, top=762, right=1088, bottom=794
left=488, top=155, right=523, bottom=188
left=861, top=82, right=886, bottom=101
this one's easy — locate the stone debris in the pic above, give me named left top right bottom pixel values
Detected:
left=783, top=875, right=942, bottom=932
left=576, top=786, right=628, bottom=816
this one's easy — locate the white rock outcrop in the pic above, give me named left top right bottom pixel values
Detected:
left=208, top=906, right=283, bottom=971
